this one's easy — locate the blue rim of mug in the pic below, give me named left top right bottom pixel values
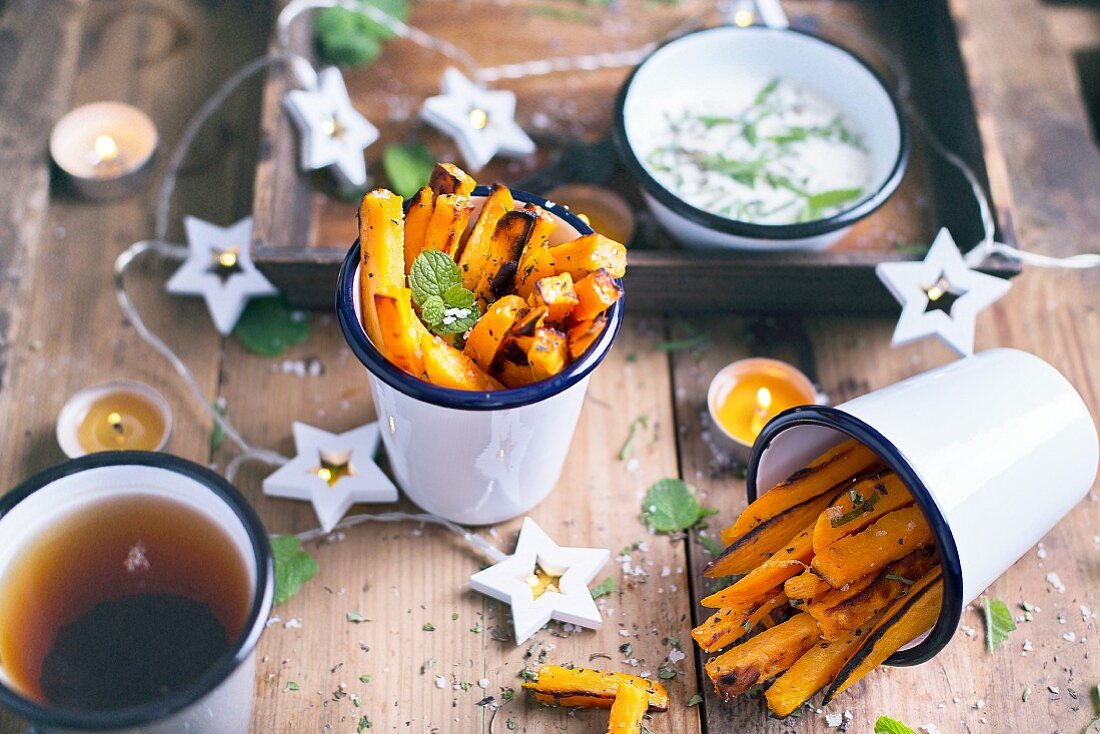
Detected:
left=336, top=185, right=625, bottom=410
left=0, top=451, right=274, bottom=730
left=746, top=405, right=964, bottom=666
left=611, top=25, right=910, bottom=242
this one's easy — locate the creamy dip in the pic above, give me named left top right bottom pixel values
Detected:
left=642, top=76, right=872, bottom=225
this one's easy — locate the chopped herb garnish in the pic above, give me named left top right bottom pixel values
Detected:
left=983, top=597, right=1016, bottom=652
left=359, top=674, right=371, bottom=684
left=686, top=693, right=703, bottom=707
left=829, top=491, right=882, bottom=528
left=619, top=414, right=650, bottom=461
left=285, top=681, right=300, bottom=692
left=422, top=622, right=436, bottom=632
left=590, top=576, right=618, bottom=600
left=346, top=611, right=371, bottom=623
left=884, top=574, right=915, bottom=586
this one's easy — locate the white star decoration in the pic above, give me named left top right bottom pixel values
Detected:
left=876, top=228, right=1012, bottom=357
left=165, top=216, right=277, bottom=335
left=421, top=68, right=536, bottom=172
left=469, top=518, right=610, bottom=645
left=263, top=422, right=398, bottom=533
left=283, top=66, right=378, bottom=187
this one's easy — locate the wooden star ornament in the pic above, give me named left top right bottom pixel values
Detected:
left=263, top=421, right=398, bottom=533
left=420, top=68, right=536, bottom=172
left=165, top=216, right=278, bottom=335
left=283, top=66, right=378, bottom=187
left=876, top=228, right=1012, bottom=357
left=469, top=518, right=610, bottom=644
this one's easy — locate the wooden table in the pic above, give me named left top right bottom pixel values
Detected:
left=1, top=1, right=1098, bottom=732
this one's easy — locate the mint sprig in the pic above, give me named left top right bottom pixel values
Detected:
left=409, top=250, right=480, bottom=335
left=983, top=596, right=1016, bottom=652
left=271, top=535, right=318, bottom=606
left=641, top=478, right=717, bottom=533
left=874, top=716, right=916, bottom=734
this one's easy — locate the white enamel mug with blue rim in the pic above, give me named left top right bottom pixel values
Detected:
left=747, top=348, right=1099, bottom=664
left=612, top=24, right=908, bottom=251
left=0, top=452, right=274, bottom=733
left=337, top=187, right=624, bottom=526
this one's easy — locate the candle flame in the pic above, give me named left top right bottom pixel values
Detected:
left=468, top=107, right=489, bottom=130
left=218, top=250, right=238, bottom=269
left=93, top=134, right=120, bottom=163
left=107, top=411, right=124, bottom=431
left=734, top=8, right=755, bottom=27
left=321, top=115, right=346, bottom=139
left=755, top=386, right=773, bottom=412
left=525, top=563, right=563, bottom=600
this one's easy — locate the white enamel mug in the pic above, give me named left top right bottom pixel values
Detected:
left=0, top=453, right=274, bottom=733
left=746, top=348, right=1099, bottom=664
left=336, top=187, right=625, bottom=525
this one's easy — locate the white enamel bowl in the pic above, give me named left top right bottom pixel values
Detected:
left=336, top=187, right=625, bottom=526
left=613, top=25, right=908, bottom=251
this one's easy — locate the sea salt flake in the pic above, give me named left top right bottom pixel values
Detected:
left=1036, top=542, right=1047, bottom=560
left=285, top=617, right=302, bottom=629
left=920, top=725, right=940, bottom=734
left=434, top=675, right=447, bottom=689
left=1063, top=631, right=1077, bottom=642
left=1046, top=572, right=1066, bottom=593
left=668, top=649, right=686, bottom=664
left=973, top=699, right=985, bottom=709
left=478, top=678, right=489, bottom=689
left=825, top=713, right=843, bottom=727
left=619, top=629, right=631, bottom=637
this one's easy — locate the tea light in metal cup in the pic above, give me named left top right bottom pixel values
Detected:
left=544, top=184, right=636, bottom=244
left=49, top=102, right=158, bottom=199
left=57, top=380, right=172, bottom=458
left=707, top=358, right=816, bottom=463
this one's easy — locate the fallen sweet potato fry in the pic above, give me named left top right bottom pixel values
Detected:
left=691, top=590, right=787, bottom=653
left=707, top=492, right=835, bottom=578
left=606, top=679, right=648, bottom=733
left=702, top=524, right=814, bottom=607
left=523, top=665, right=669, bottom=712
left=462, top=295, right=527, bottom=372
left=550, top=233, right=627, bottom=280
left=358, top=189, right=405, bottom=349
left=420, top=334, right=503, bottom=391
left=765, top=616, right=881, bottom=717
left=721, top=439, right=883, bottom=544
left=704, top=612, right=821, bottom=700
left=423, top=193, right=475, bottom=258
left=458, top=184, right=514, bottom=290
left=823, top=568, right=943, bottom=704
left=403, top=186, right=433, bottom=274
left=428, top=162, right=476, bottom=197
left=813, top=471, right=914, bottom=554
left=811, top=505, right=934, bottom=589
left=806, top=547, right=938, bottom=641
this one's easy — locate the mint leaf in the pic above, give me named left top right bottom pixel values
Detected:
left=444, top=284, right=476, bottom=309
left=382, top=143, right=434, bottom=199
left=420, top=295, right=445, bottom=327
left=806, top=186, right=863, bottom=212
left=409, top=250, right=459, bottom=304
left=642, top=478, right=713, bottom=533
left=874, top=716, right=915, bottom=734
left=234, top=297, right=311, bottom=357
left=314, top=0, right=408, bottom=67
left=590, top=576, right=617, bottom=599
left=697, top=532, right=725, bottom=557
left=686, top=693, right=703, bottom=707
left=409, top=250, right=480, bottom=335
left=984, top=597, right=1016, bottom=652
left=1085, top=682, right=1100, bottom=733
left=271, top=535, right=318, bottom=605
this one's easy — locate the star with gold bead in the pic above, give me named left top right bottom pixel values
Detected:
left=283, top=66, right=378, bottom=187
left=469, top=517, right=610, bottom=644
left=165, top=216, right=278, bottom=335
left=420, top=68, right=536, bottom=172
left=876, top=227, right=1012, bottom=357
left=263, top=421, right=398, bottom=533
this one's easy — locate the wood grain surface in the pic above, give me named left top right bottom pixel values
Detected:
left=1, top=0, right=1099, bottom=733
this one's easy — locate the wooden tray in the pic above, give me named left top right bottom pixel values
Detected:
left=251, top=0, right=1021, bottom=312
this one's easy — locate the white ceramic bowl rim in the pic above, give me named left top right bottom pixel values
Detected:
left=745, top=405, right=963, bottom=666
left=0, top=452, right=274, bottom=730
left=336, top=186, right=625, bottom=411
left=612, top=25, right=910, bottom=241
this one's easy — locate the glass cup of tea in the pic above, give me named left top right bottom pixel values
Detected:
left=0, top=452, right=274, bottom=734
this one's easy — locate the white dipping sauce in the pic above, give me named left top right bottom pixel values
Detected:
left=641, top=76, right=872, bottom=226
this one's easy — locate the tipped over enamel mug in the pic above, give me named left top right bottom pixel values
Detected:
left=336, top=187, right=624, bottom=526
left=746, top=348, right=1099, bottom=665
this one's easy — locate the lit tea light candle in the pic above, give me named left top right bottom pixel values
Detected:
left=544, top=184, right=636, bottom=244
left=49, top=102, right=158, bottom=200
left=707, top=358, right=817, bottom=463
left=56, top=380, right=172, bottom=458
